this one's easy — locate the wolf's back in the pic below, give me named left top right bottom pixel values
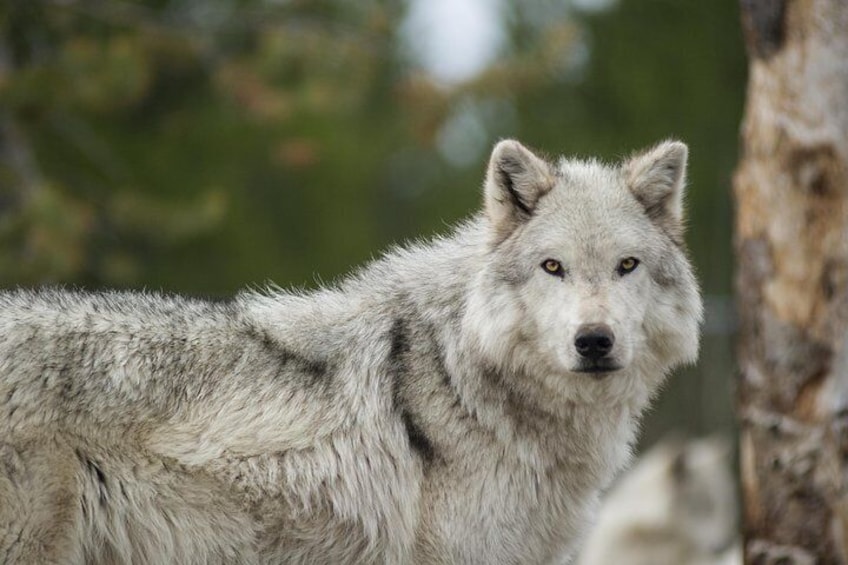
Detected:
left=0, top=288, right=341, bottom=429
left=1, top=289, right=240, bottom=428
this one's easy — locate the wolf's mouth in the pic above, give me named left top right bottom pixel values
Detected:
left=573, top=361, right=622, bottom=377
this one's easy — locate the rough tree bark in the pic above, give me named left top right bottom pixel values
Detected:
left=735, top=0, right=848, bottom=563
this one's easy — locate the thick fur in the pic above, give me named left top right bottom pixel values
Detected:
left=0, top=140, right=702, bottom=564
left=577, top=437, right=741, bottom=565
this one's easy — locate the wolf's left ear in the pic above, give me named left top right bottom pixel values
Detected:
left=623, top=140, right=688, bottom=241
left=484, top=139, right=554, bottom=243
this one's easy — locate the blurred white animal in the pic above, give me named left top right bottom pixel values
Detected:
left=576, top=436, right=741, bottom=565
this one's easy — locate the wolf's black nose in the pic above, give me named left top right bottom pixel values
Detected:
left=575, top=324, right=615, bottom=360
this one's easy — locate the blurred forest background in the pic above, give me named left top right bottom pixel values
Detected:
left=0, top=0, right=745, bottom=446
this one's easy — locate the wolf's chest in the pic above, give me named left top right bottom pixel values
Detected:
left=414, top=443, right=614, bottom=564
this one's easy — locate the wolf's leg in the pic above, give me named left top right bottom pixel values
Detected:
left=0, top=437, right=82, bottom=564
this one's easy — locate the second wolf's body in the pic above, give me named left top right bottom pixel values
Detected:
left=0, top=140, right=701, bottom=563
left=577, top=437, right=741, bottom=565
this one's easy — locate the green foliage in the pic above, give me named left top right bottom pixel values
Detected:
left=0, top=0, right=743, bottom=297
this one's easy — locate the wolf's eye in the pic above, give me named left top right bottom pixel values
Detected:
left=617, top=257, right=640, bottom=276
left=541, top=259, right=565, bottom=277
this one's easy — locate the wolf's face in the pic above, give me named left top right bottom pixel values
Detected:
left=467, top=140, right=702, bottom=391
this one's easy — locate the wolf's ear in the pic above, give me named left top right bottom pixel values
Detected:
left=623, top=140, right=688, bottom=241
left=484, top=140, right=554, bottom=242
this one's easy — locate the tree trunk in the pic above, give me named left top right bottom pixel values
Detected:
left=735, top=0, right=848, bottom=563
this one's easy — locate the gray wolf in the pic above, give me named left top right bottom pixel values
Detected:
left=577, top=436, right=741, bottom=565
left=0, top=139, right=702, bottom=564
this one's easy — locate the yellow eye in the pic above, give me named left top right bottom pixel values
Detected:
left=542, top=259, right=564, bottom=276
left=618, top=257, right=640, bottom=275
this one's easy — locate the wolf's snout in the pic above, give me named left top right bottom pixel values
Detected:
left=574, top=324, right=615, bottom=360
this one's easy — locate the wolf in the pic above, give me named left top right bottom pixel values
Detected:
left=0, top=139, right=701, bottom=564
left=576, top=436, right=741, bottom=565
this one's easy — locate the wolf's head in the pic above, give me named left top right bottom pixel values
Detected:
left=464, top=139, right=703, bottom=400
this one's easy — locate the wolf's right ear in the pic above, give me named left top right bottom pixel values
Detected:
left=484, top=140, right=554, bottom=243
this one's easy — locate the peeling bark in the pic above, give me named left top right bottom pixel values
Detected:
left=735, top=0, right=848, bottom=563
left=740, top=0, right=787, bottom=60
